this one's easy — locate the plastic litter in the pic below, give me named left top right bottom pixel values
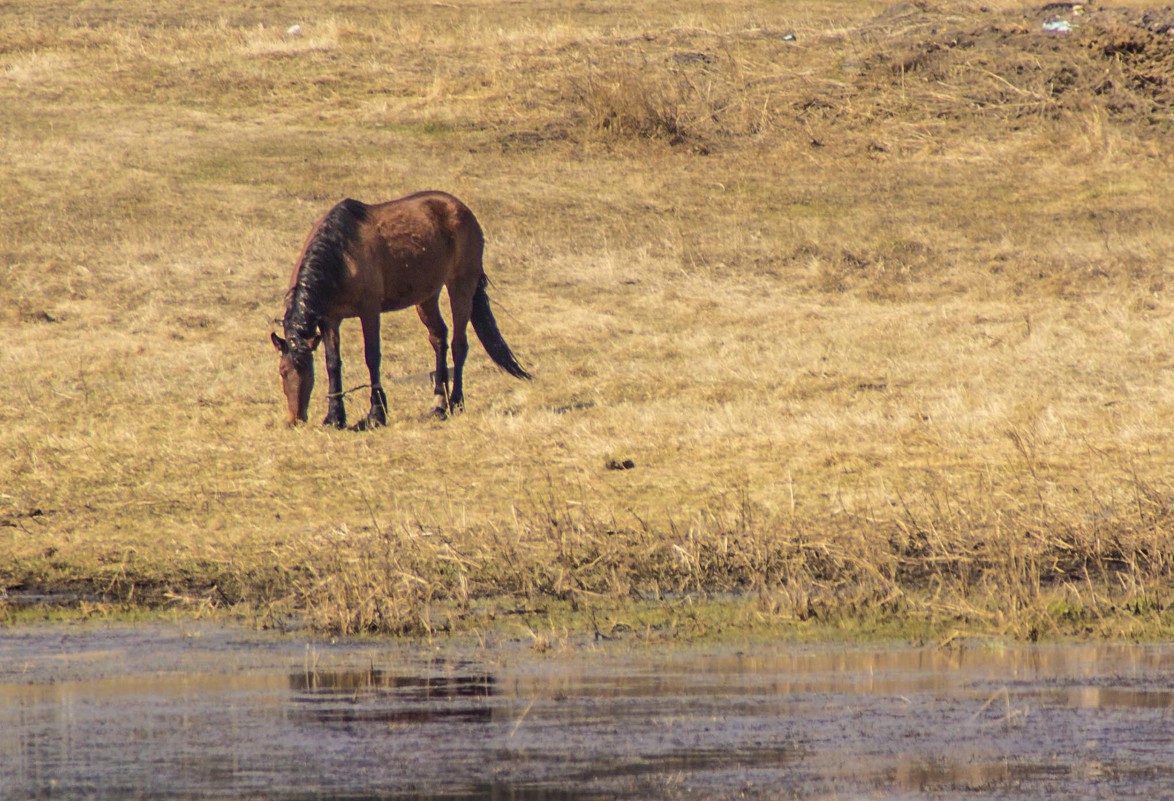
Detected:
left=1042, top=19, right=1073, bottom=33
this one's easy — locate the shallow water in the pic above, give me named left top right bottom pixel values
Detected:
left=1, top=624, right=1172, bottom=800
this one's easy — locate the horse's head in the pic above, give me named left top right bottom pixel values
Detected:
left=270, top=332, right=320, bottom=425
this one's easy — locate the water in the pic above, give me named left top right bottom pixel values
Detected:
left=1, top=624, right=1171, bottom=800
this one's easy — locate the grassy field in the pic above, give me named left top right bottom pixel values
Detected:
left=1, top=0, right=1171, bottom=641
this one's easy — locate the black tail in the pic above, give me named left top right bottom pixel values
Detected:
left=470, top=274, right=531, bottom=380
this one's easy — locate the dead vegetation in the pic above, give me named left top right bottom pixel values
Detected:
left=0, top=0, right=1171, bottom=640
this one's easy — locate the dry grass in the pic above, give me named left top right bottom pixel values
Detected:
left=1, top=0, right=1171, bottom=640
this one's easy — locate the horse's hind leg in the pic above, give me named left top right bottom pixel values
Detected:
left=356, top=312, right=387, bottom=429
left=447, top=288, right=472, bottom=414
left=416, top=296, right=450, bottom=417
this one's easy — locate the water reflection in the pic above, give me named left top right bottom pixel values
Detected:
left=889, top=759, right=1070, bottom=793
left=290, top=668, right=497, bottom=726
left=290, top=667, right=496, bottom=697
left=1051, top=686, right=1174, bottom=710
left=1, top=627, right=1172, bottom=801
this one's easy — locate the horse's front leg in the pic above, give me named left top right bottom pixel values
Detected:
left=359, top=312, right=387, bottom=428
left=321, top=321, right=346, bottom=429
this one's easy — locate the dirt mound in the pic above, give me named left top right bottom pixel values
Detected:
left=863, top=3, right=1174, bottom=123
left=1080, top=8, right=1174, bottom=114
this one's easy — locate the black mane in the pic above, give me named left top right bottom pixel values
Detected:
left=282, top=198, right=368, bottom=349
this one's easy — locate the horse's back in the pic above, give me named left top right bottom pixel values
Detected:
left=357, top=192, right=484, bottom=312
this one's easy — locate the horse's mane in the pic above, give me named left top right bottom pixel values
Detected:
left=282, top=198, right=368, bottom=348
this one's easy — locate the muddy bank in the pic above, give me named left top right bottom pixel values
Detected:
left=1, top=624, right=1172, bottom=799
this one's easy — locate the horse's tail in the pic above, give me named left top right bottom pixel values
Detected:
left=470, top=274, right=532, bottom=380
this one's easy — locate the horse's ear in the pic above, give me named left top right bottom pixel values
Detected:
left=271, top=332, right=288, bottom=353
left=306, top=335, right=321, bottom=351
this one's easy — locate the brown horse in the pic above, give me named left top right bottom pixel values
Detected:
left=270, top=191, right=531, bottom=429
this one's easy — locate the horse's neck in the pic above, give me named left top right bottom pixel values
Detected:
left=285, top=285, right=320, bottom=339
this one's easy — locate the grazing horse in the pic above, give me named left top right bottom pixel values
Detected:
left=270, top=191, right=531, bottom=428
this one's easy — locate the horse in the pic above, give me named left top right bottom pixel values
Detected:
left=270, top=191, right=531, bottom=429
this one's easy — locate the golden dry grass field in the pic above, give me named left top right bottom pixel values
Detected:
left=1, top=0, right=1172, bottom=640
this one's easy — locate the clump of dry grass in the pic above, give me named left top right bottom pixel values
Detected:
left=1, top=0, right=1171, bottom=639
left=577, top=63, right=697, bottom=143
left=90, top=460, right=1164, bottom=639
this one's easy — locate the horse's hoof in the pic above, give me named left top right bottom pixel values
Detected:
left=323, top=417, right=346, bottom=430
left=427, top=406, right=449, bottom=421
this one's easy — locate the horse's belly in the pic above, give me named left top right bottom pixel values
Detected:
left=380, top=276, right=443, bottom=312
left=381, top=298, right=418, bottom=312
